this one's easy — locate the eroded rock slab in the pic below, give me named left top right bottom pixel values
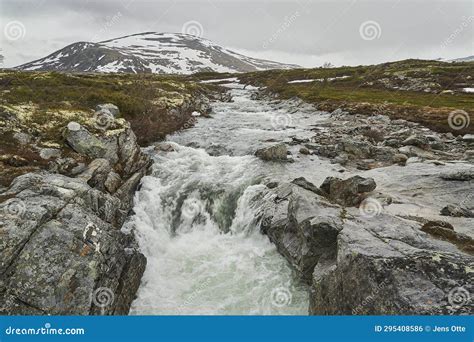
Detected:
left=259, top=179, right=474, bottom=315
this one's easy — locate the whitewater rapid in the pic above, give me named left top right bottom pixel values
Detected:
left=127, top=83, right=324, bottom=314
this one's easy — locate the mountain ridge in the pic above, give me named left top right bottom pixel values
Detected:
left=17, top=32, right=300, bottom=74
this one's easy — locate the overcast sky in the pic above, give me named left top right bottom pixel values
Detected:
left=1, top=0, right=473, bottom=68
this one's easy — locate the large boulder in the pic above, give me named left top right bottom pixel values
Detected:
left=319, top=175, right=377, bottom=206
left=255, top=143, right=289, bottom=162
left=260, top=182, right=343, bottom=282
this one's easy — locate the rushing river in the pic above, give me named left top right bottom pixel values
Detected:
left=128, top=82, right=336, bottom=315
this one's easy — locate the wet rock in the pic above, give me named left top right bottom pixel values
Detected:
left=421, top=222, right=473, bottom=254
left=320, top=176, right=376, bottom=206
left=220, top=92, right=233, bottom=103
left=266, top=181, right=279, bottom=189
left=291, top=177, right=325, bottom=196
left=440, top=205, right=474, bottom=218
left=255, top=143, right=289, bottom=162
left=261, top=183, right=344, bottom=282
left=155, top=142, right=179, bottom=152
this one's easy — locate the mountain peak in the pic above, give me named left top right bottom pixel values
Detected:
left=17, top=32, right=299, bottom=74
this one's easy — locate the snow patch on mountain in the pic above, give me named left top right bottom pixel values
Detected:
left=17, top=32, right=299, bottom=74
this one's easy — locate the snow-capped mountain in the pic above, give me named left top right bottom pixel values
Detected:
left=17, top=32, right=299, bottom=74
left=451, top=55, right=474, bottom=63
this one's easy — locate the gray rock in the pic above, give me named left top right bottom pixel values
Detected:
left=0, top=116, right=151, bottom=315
left=13, top=132, right=32, bottom=145
left=64, top=122, right=111, bottom=160
left=402, top=134, right=428, bottom=147
left=462, top=134, right=474, bottom=142
left=261, top=183, right=343, bottom=281
left=96, top=103, right=120, bottom=118
left=464, top=150, right=474, bottom=160
left=399, top=146, right=434, bottom=159
left=255, top=143, right=289, bottom=162
left=440, top=205, right=474, bottom=218
left=105, top=172, right=122, bottom=194
left=392, top=153, right=408, bottom=166
left=320, top=176, right=377, bottom=206
left=0, top=172, right=146, bottom=315
left=440, top=170, right=474, bottom=181
left=39, top=148, right=61, bottom=160
left=299, top=147, right=310, bottom=155
left=260, top=179, right=473, bottom=315
left=406, top=157, right=423, bottom=164
left=291, top=177, right=325, bottom=196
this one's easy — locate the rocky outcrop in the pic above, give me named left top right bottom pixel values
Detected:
left=0, top=105, right=151, bottom=315
left=260, top=179, right=474, bottom=315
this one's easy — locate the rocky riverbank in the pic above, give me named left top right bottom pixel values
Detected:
left=0, top=90, right=214, bottom=314
left=0, top=103, right=151, bottom=314
left=250, top=89, right=474, bottom=315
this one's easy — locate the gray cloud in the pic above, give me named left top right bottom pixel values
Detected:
left=1, top=0, right=473, bottom=67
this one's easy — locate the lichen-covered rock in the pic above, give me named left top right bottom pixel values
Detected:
left=260, top=178, right=474, bottom=315
left=96, top=103, right=120, bottom=118
left=0, top=113, right=151, bottom=315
